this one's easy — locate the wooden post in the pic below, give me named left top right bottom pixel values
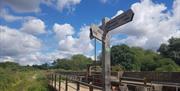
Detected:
left=52, top=74, right=54, bottom=86
left=176, top=87, right=178, bottom=91
left=77, top=81, right=80, bottom=91
left=89, top=9, right=134, bottom=91
left=59, top=75, right=61, bottom=91
left=144, top=77, right=147, bottom=86
left=119, top=76, right=122, bottom=86
left=102, top=17, right=111, bottom=91
left=89, top=85, right=93, bottom=91
left=65, top=76, right=68, bottom=91
left=55, top=74, right=57, bottom=88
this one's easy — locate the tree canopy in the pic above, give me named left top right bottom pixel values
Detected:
left=158, top=37, right=180, bottom=65
left=52, top=54, right=92, bottom=71
left=110, top=43, right=180, bottom=71
left=111, top=44, right=135, bottom=70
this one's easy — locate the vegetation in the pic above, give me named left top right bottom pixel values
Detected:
left=158, top=37, right=180, bottom=65
left=0, top=62, right=49, bottom=91
left=52, top=54, right=92, bottom=71
left=111, top=37, right=180, bottom=72
left=111, top=44, right=136, bottom=70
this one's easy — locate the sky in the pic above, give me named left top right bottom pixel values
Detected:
left=0, top=0, right=180, bottom=65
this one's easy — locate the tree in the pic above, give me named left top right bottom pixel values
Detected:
left=158, top=37, right=180, bottom=65
left=52, top=54, right=92, bottom=71
left=110, top=44, right=180, bottom=71
left=111, top=44, right=135, bottom=70
left=155, top=58, right=180, bottom=72
left=70, top=54, right=92, bottom=70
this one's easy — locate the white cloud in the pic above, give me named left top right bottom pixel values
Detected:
left=1, top=0, right=81, bottom=13
left=0, top=9, right=23, bottom=22
left=2, top=0, right=41, bottom=13
left=53, top=23, right=94, bottom=57
left=0, top=21, right=92, bottom=66
left=0, top=50, right=67, bottom=65
left=0, top=56, right=15, bottom=62
left=59, top=36, right=76, bottom=51
left=21, top=19, right=46, bottom=35
left=53, top=23, right=74, bottom=39
left=57, top=0, right=81, bottom=11
left=0, top=9, right=35, bottom=22
left=172, top=0, right=180, bottom=23
left=0, top=26, right=52, bottom=65
left=110, top=0, right=180, bottom=50
left=16, top=52, right=52, bottom=65
left=112, top=10, right=123, bottom=19
left=75, top=26, right=94, bottom=54
left=0, top=26, right=42, bottom=57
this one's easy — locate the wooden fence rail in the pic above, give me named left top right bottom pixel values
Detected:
left=48, top=72, right=180, bottom=91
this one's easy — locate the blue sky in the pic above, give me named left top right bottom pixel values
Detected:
left=0, top=0, right=180, bottom=65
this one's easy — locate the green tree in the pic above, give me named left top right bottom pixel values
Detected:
left=158, top=37, right=180, bottom=65
left=71, top=54, right=92, bottom=70
left=53, top=54, right=92, bottom=71
left=111, top=44, right=135, bottom=70
left=110, top=44, right=180, bottom=71
left=155, top=58, right=180, bottom=72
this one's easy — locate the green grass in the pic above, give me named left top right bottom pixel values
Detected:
left=0, top=67, right=49, bottom=91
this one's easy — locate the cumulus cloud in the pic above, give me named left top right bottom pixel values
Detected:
left=57, top=0, right=81, bottom=11
left=1, top=0, right=81, bottom=13
left=75, top=26, right=94, bottom=54
left=0, top=56, right=15, bottom=62
left=0, top=22, right=93, bottom=65
left=0, top=9, right=23, bottom=22
left=0, top=52, right=55, bottom=65
left=21, top=19, right=46, bottom=35
left=2, top=0, right=41, bottom=13
left=0, top=9, right=35, bottom=22
left=0, top=23, right=93, bottom=65
left=53, top=23, right=74, bottom=39
left=0, top=26, right=42, bottom=57
left=0, top=26, right=50, bottom=65
left=110, top=0, right=180, bottom=50
left=16, top=52, right=52, bottom=65
left=53, top=23, right=94, bottom=57
left=59, top=36, right=76, bottom=51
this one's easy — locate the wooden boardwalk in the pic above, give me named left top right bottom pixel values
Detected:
left=50, top=81, right=102, bottom=91
left=48, top=72, right=180, bottom=91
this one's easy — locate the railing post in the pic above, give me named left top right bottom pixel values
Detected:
left=176, top=87, right=178, bottom=91
left=144, top=77, right=147, bottom=86
left=65, top=76, right=68, bottom=91
left=55, top=74, right=57, bottom=88
left=77, top=81, right=80, bottom=91
left=59, top=75, right=61, bottom=91
left=89, top=85, right=93, bottom=91
left=119, top=76, right=122, bottom=86
left=52, top=74, right=54, bottom=86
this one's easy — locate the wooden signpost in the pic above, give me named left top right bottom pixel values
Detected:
left=89, top=9, right=134, bottom=91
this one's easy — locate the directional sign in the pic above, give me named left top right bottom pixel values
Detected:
left=105, top=9, right=134, bottom=31
left=90, top=24, right=103, bottom=41
left=89, top=8, right=134, bottom=91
